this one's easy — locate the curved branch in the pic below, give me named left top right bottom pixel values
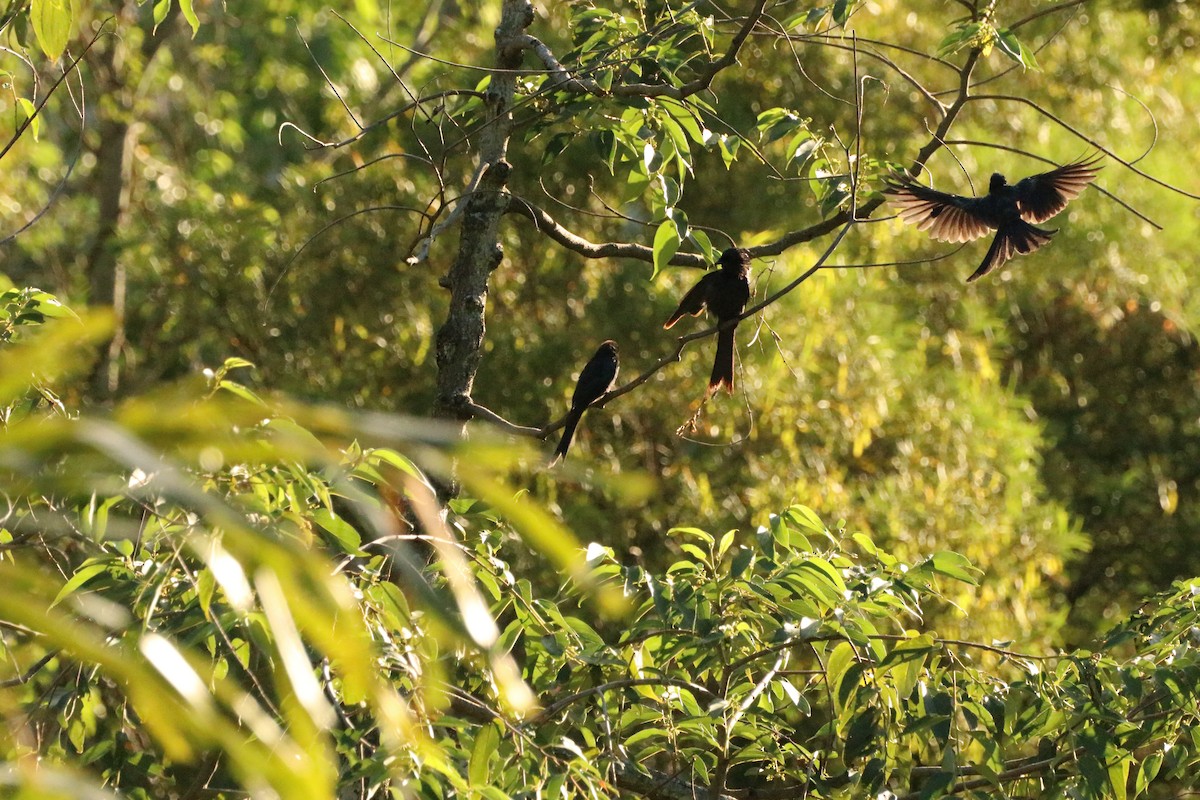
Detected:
left=505, top=196, right=707, bottom=267
left=267, top=205, right=432, bottom=301
left=1009, top=0, right=1090, bottom=31
left=463, top=402, right=543, bottom=438
left=967, top=92, right=1200, bottom=202
left=796, top=36, right=944, bottom=114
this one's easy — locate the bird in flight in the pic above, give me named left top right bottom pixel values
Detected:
left=551, top=340, right=619, bottom=464
left=883, top=156, right=1102, bottom=282
left=664, top=247, right=751, bottom=395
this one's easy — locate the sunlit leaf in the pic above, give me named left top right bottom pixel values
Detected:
left=30, top=0, right=74, bottom=60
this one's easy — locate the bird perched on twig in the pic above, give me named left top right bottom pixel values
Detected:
left=551, top=340, right=619, bottom=464
left=882, top=156, right=1102, bottom=282
left=663, top=247, right=751, bottom=395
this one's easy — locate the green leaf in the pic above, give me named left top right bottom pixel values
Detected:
left=1109, top=756, right=1130, bottom=800
left=312, top=508, right=362, bottom=552
left=469, top=721, right=500, bottom=786
left=689, top=229, right=716, bottom=264
left=916, top=551, right=981, bottom=585
left=30, top=291, right=76, bottom=319
left=51, top=561, right=110, bottom=608
left=16, top=98, right=39, bottom=141
left=717, top=530, right=736, bottom=560
left=179, top=0, right=200, bottom=35
left=730, top=547, right=753, bottom=578
left=785, top=505, right=827, bottom=537
left=832, top=0, right=853, bottom=26
left=851, top=532, right=877, bottom=555
left=718, top=134, right=741, bottom=168
left=997, top=28, right=1040, bottom=70
left=30, top=0, right=74, bottom=60
left=217, top=380, right=265, bottom=406
left=937, top=22, right=983, bottom=57
left=153, top=0, right=170, bottom=28
left=652, top=220, right=681, bottom=279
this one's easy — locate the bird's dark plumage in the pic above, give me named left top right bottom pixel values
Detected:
left=883, top=156, right=1102, bottom=281
left=552, top=340, right=619, bottom=463
left=664, top=247, right=751, bottom=394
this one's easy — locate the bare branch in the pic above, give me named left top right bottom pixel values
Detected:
left=1009, top=0, right=1089, bottom=30
left=408, top=160, right=489, bottom=265
left=505, top=196, right=708, bottom=267
left=462, top=401, right=544, bottom=438
left=266, top=205, right=432, bottom=301
left=968, top=92, right=1200, bottom=203
left=294, top=19, right=362, bottom=131
left=0, top=651, right=57, bottom=688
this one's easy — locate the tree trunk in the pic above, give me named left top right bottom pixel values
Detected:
left=87, top=114, right=133, bottom=397
left=86, top=4, right=176, bottom=398
left=433, top=0, right=533, bottom=425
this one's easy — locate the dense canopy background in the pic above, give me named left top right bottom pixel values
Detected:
left=2, top=0, right=1200, bottom=798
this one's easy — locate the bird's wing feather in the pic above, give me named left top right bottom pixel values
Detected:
left=663, top=272, right=717, bottom=328
left=883, top=178, right=993, bottom=243
left=570, top=347, right=618, bottom=408
left=1013, top=156, right=1102, bottom=223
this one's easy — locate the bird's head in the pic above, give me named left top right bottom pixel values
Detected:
left=717, top=247, right=751, bottom=274
left=988, top=173, right=1008, bottom=193
left=599, top=339, right=619, bottom=354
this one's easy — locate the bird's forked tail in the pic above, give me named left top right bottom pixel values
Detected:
left=968, top=220, right=1055, bottom=282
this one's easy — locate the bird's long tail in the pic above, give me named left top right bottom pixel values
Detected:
left=552, top=409, right=585, bottom=463
left=709, top=325, right=737, bottom=394
left=968, top=220, right=1055, bottom=282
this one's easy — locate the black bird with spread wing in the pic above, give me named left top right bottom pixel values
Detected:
left=551, top=340, right=619, bottom=464
left=883, top=157, right=1102, bottom=282
left=663, top=247, right=751, bottom=394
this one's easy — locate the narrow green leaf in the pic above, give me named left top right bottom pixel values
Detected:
left=51, top=561, right=110, bottom=608
left=717, top=530, right=736, bottom=560
left=926, top=551, right=981, bottom=585
left=1109, top=756, right=1130, bottom=800
left=469, top=722, right=500, bottom=786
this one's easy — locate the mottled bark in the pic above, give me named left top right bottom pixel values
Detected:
left=433, top=0, right=534, bottom=422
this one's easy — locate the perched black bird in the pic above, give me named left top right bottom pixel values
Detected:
left=663, top=247, right=751, bottom=394
left=552, top=340, right=619, bottom=463
left=883, top=157, right=1102, bottom=282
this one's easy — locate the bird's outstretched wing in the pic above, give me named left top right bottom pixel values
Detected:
left=1013, top=156, right=1103, bottom=223
left=882, top=177, right=993, bottom=243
